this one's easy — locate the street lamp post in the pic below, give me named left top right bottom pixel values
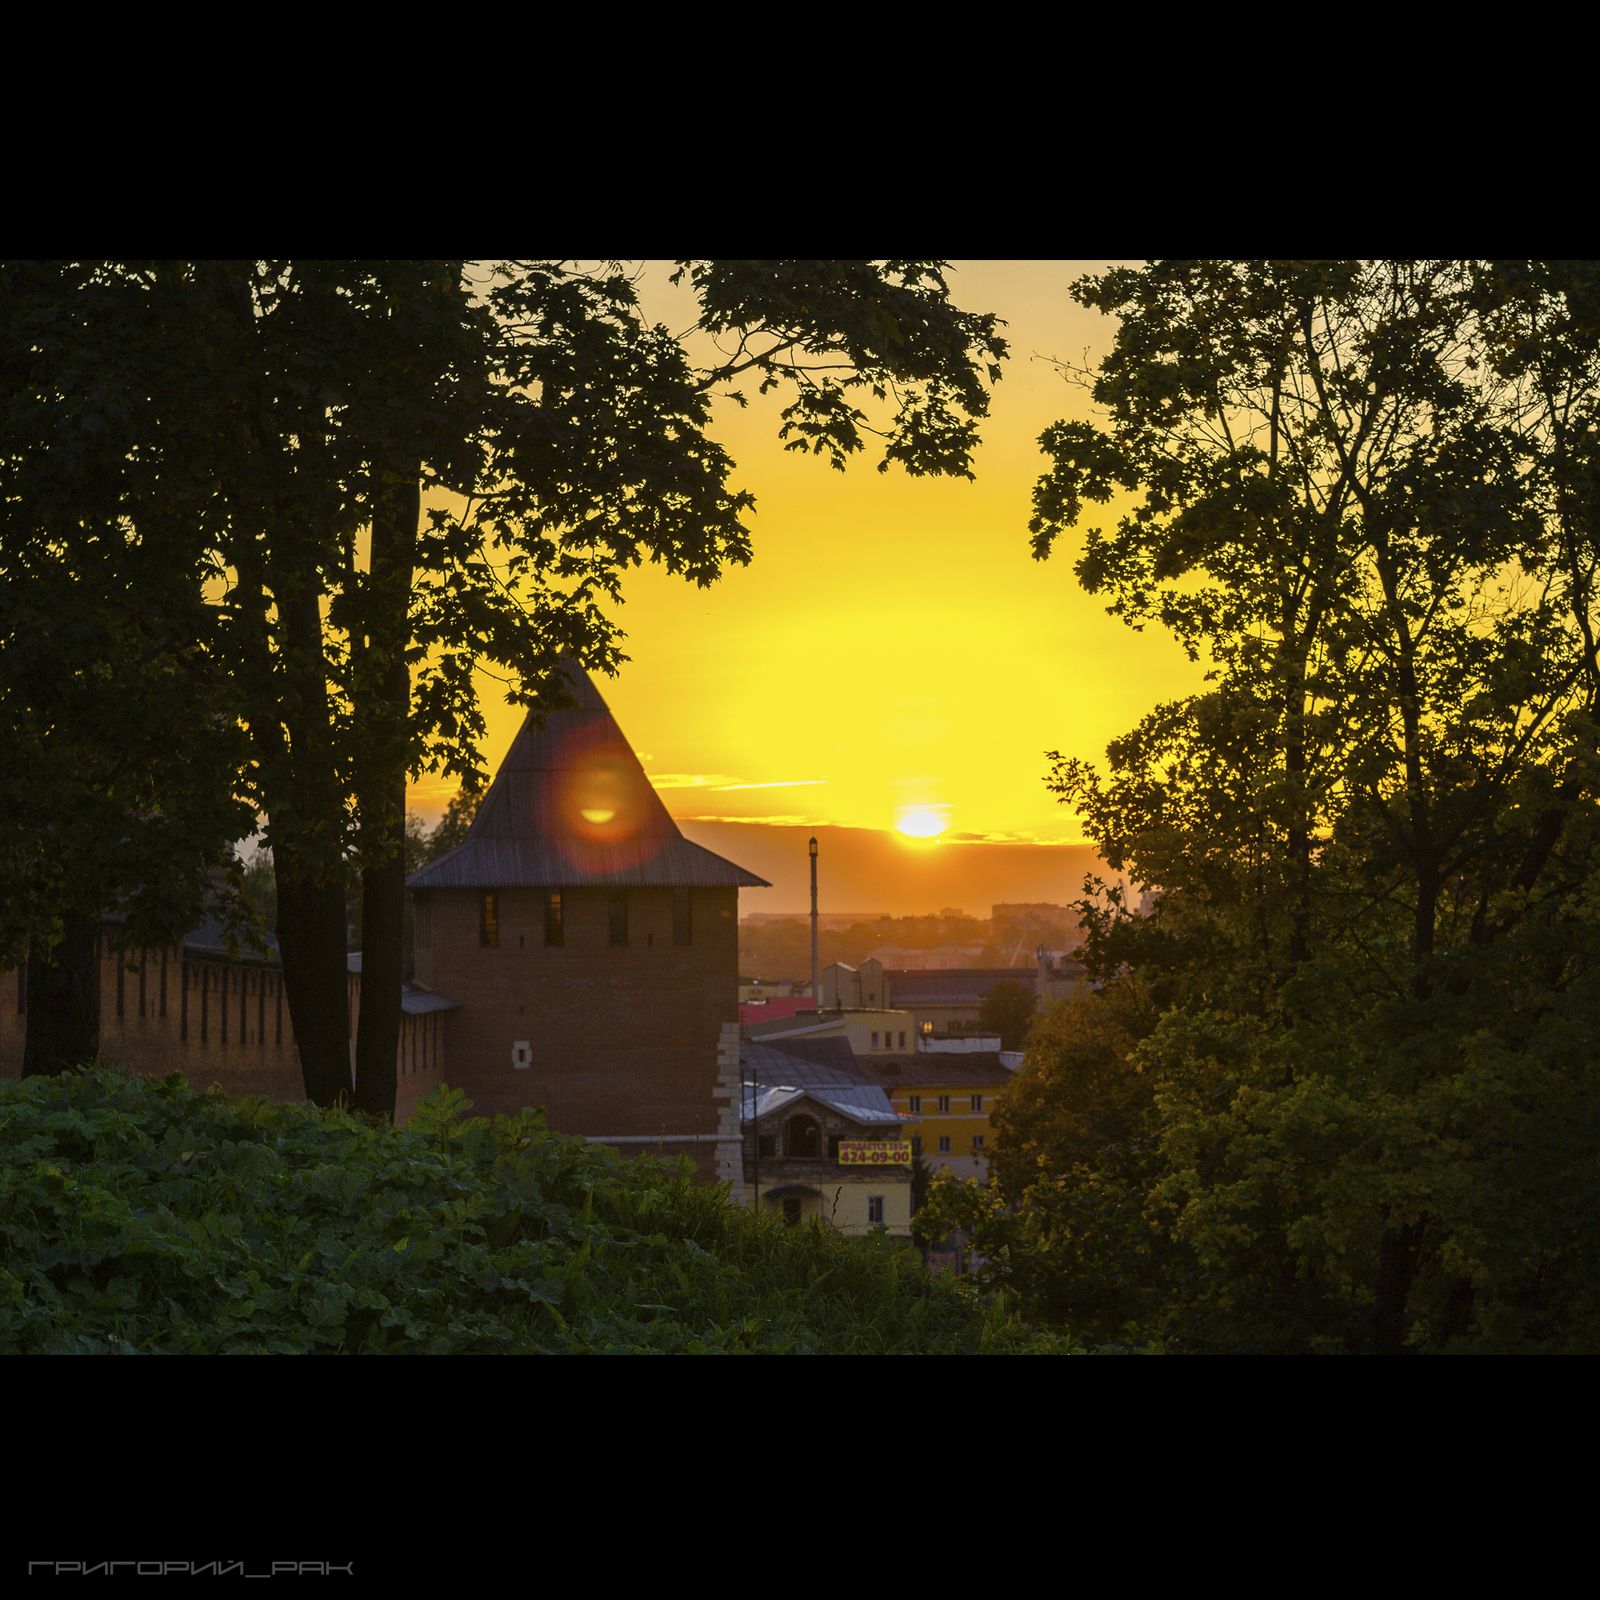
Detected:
left=809, top=835, right=819, bottom=1014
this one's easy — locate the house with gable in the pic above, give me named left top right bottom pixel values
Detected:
left=740, top=1035, right=917, bottom=1236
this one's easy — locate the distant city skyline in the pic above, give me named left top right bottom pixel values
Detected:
left=407, top=261, right=1201, bottom=904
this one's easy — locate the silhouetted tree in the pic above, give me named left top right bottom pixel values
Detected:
left=1020, top=260, right=1600, bottom=1351
left=0, top=263, right=257, bottom=1074
left=4, top=261, right=1006, bottom=1116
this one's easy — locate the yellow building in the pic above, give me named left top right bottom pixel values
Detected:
left=744, top=1007, right=916, bottom=1056
left=852, top=1050, right=1015, bottom=1185
left=740, top=1036, right=918, bottom=1237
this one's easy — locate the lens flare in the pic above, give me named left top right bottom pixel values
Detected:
left=580, top=808, right=616, bottom=824
left=897, top=809, right=946, bottom=839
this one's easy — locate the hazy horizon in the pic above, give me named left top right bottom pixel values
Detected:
left=676, top=819, right=1111, bottom=921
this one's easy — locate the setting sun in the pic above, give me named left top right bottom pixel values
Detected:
left=897, top=809, right=947, bottom=839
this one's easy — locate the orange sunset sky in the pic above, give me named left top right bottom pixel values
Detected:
left=407, top=261, right=1205, bottom=917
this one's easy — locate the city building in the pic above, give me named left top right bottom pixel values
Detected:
left=744, top=1006, right=916, bottom=1056
left=740, top=1036, right=916, bottom=1235
left=405, top=660, right=769, bottom=1177
left=876, top=948, right=1087, bottom=1037
left=739, top=976, right=811, bottom=1002
left=850, top=1050, right=1015, bottom=1185
left=821, top=958, right=889, bottom=1010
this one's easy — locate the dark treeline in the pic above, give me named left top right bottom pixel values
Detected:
left=920, top=262, right=1600, bottom=1353
left=739, top=912, right=989, bottom=978
left=739, top=910, right=1081, bottom=978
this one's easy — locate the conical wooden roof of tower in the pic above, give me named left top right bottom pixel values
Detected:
left=406, top=660, right=769, bottom=890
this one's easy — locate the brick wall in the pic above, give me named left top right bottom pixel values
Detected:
left=415, top=884, right=739, bottom=1137
left=2, top=931, right=446, bottom=1116
left=0, top=933, right=303, bottom=1101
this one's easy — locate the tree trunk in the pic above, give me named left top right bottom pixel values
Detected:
left=205, top=259, right=355, bottom=1108
left=1284, top=648, right=1313, bottom=966
left=352, top=465, right=419, bottom=1120
left=1412, top=868, right=1439, bottom=1001
left=1372, top=1216, right=1425, bottom=1355
left=273, top=577, right=353, bottom=1108
left=22, top=911, right=100, bottom=1077
left=273, top=865, right=351, bottom=1106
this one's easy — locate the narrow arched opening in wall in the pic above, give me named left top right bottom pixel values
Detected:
left=784, top=1116, right=820, bottom=1158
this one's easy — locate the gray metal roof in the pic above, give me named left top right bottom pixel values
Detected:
left=742, top=1083, right=911, bottom=1127
left=347, top=954, right=461, bottom=1014
left=407, top=659, right=769, bottom=892
left=181, top=917, right=280, bottom=964
left=739, top=1039, right=913, bottom=1129
left=743, top=1036, right=860, bottom=1082
left=407, top=835, right=768, bottom=890
left=401, top=991, right=461, bottom=1016
left=850, top=1052, right=1016, bottom=1087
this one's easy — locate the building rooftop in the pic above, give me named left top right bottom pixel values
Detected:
left=849, top=1052, right=1016, bottom=1088
left=739, top=996, right=817, bottom=1026
left=399, top=989, right=461, bottom=1016
left=884, top=967, right=1083, bottom=1004
left=406, top=660, right=768, bottom=893
left=739, top=1038, right=912, bottom=1129
left=180, top=915, right=280, bottom=964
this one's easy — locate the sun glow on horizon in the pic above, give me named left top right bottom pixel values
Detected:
left=897, top=809, right=947, bottom=839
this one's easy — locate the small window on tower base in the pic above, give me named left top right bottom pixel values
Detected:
left=480, top=892, right=499, bottom=947
left=544, top=891, right=563, bottom=948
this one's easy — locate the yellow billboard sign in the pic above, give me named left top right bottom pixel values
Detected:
left=838, top=1141, right=913, bottom=1167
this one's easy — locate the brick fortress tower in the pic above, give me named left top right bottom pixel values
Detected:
left=406, top=662, right=767, bottom=1176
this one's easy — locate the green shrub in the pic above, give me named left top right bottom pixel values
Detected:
left=0, top=1066, right=1072, bottom=1354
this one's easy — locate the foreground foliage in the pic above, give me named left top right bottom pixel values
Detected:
left=0, top=1067, right=1067, bottom=1355
left=919, top=978, right=1600, bottom=1353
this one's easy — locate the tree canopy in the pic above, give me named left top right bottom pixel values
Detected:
left=977, top=978, right=1036, bottom=1050
left=923, top=261, right=1600, bottom=1352
left=1, top=261, right=1006, bottom=1112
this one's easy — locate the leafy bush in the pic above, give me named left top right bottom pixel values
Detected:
left=0, top=1066, right=1072, bottom=1354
